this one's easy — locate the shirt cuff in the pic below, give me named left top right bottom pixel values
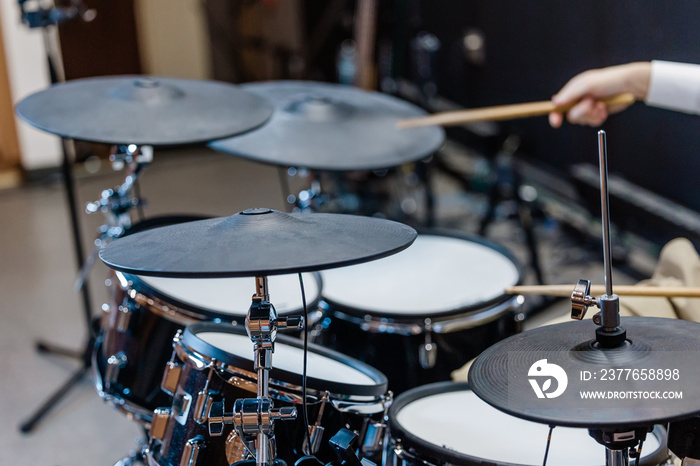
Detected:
left=646, top=60, right=700, bottom=114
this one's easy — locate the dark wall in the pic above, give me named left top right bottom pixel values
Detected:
left=413, top=0, right=700, bottom=210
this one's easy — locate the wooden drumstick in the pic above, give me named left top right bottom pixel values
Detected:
left=396, top=93, right=636, bottom=129
left=505, top=284, right=700, bottom=298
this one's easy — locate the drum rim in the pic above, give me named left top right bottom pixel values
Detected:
left=388, top=381, right=668, bottom=466
left=121, top=271, right=323, bottom=320
left=182, top=322, right=388, bottom=397
left=320, top=230, right=524, bottom=320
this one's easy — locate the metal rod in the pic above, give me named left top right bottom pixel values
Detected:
left=598, top=130, right=614, bottom=297
left=605, top=448, right=629, bottom=466
left=255, top=276, right=269, bottom=301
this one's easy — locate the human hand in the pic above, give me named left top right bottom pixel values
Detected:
left=549, top=62, right=651, bottom=128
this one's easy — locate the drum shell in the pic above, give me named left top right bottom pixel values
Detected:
left=386, top=382, right=669, bottom=466
left=320, top=299, right=521, bottom=394
left=153, top=323, right=390, bottom=466
left=97, top=269, right=322, bottom=422
left=317, top=231, right=524, bottom=395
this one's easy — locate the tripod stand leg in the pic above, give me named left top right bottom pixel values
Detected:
left=36, top=341, right=83, bottom=360
left=19, top=363, right=90, bottom=433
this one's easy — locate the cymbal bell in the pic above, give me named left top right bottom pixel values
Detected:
left=468, top=317, right=700, bottom=428
left=15, top=76, right=274, bottom=146
left=99, top=208, right=417, bottom=278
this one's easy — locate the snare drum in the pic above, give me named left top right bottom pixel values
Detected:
left=387, top=382, right=668, bottom=466
left=94, top=269, right=320, bottom=425
left=148, top=322, right=390, bottom=466
left=318, top=232, right=523, bottom=393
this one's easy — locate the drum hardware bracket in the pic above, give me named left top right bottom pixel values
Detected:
left=161, top=360, right=183, bottom=396
left=327, top=428, right=376, bottom=466
left=115, top=300, right=135, bottom=333
left=193, top=368, right=216, bottom=425
left=105, top=352, right=128, bottom=391
left=149, top=407, right=171, bottom=441
left=76, top=144, right=153, bottom=294
left=418, top=320, right=437, bottom=370
left=207, top=399, right=296, bottom=459
left=221, top=275, right=303, bottom=466
left=588, top=427, right=652, bottom=466
left=303, top=391, right=329, bottom=455
left=181, top=435, right=204, bottom=466
left=359, top=392, right=391, bottom=456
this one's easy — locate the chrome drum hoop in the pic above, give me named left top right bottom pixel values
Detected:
left=322, top=294, right=524, bottom=336
left=173, top=333, right=388, bottom=410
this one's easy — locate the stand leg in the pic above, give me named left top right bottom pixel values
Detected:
left=19, top=362, right=90, bottom=433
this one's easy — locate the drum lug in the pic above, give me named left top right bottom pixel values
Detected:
left=116, top=301, right=135, bottom=333
left=149, top=407, right=171, bottom=440
left=362, top=421, right=385, bottom=455
left=180, top=436, right=204, bottom=466
left=419, top=321, right=437, bottom=369
left=105, top=352, right=128, bottom=390
left=303, top=391, right=329, bottom=455
left=193, top=389, right=213, bottom=425
left=161, top=361, right=182, bottom=396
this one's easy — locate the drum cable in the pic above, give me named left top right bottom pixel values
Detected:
left=542, top=425, right=554, bottom=466
left=298, top=272, right=313, bottom=454
left=634, top=439, right=644, bottom=466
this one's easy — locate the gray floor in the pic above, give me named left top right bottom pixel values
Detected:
left=0, top=147, right=644, bottom=465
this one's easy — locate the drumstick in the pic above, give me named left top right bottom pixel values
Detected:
left=396, top=93, right=636, bottom=129
left=505, top=284, right=700, bottom=298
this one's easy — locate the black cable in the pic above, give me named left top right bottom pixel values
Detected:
left=634, top=439, right=644, bottom=466
left=542, top=425, right=555, bottom=466
left=298, top=272, right=312, bottom=454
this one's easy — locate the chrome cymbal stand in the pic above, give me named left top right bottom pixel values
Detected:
left=209, top=275, right=302, bottom=466
left=74, top=144, right=152, bottom=291
left=569, top=131, right=641, bottom=466
left=17, top=0, right=98, bottom=433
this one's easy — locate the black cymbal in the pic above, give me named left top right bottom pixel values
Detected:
left=99, top=208, right=417, bottom=278
left=469, top=317, right=700, bottom=428
left=208, top=81, right=445, bottom=171
left=15, top=76, right=274, bottom=146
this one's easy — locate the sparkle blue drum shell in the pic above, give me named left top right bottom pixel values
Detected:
left=150, top=322, right=389, bottom=466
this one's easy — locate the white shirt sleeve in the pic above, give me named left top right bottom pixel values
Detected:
left=645, top=60, right=700, bottom=114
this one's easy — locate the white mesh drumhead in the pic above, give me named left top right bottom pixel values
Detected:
left=197, top=331, right=377, bottom=386
left=395, top=389, right=660, bottom=465
left=320, top=235, right=519, bottom=314
left=136, top=273, right=319, bottom=315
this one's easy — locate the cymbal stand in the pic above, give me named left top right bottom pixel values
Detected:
left=587, top=427, right=652, bottom=466
left=19, top=144, right=151, bottom=433
left=569, top=131, right=635, bottom=466
left=17, top=4, right=96, bottom=432
left=209, top=276, right=302, bottom=466
left=569, top=131, right=626, bottom=348
left=74, top=144, right=152, bottom=291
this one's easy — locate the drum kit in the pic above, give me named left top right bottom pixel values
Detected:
left=15, top=75, right=700, bottom=466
